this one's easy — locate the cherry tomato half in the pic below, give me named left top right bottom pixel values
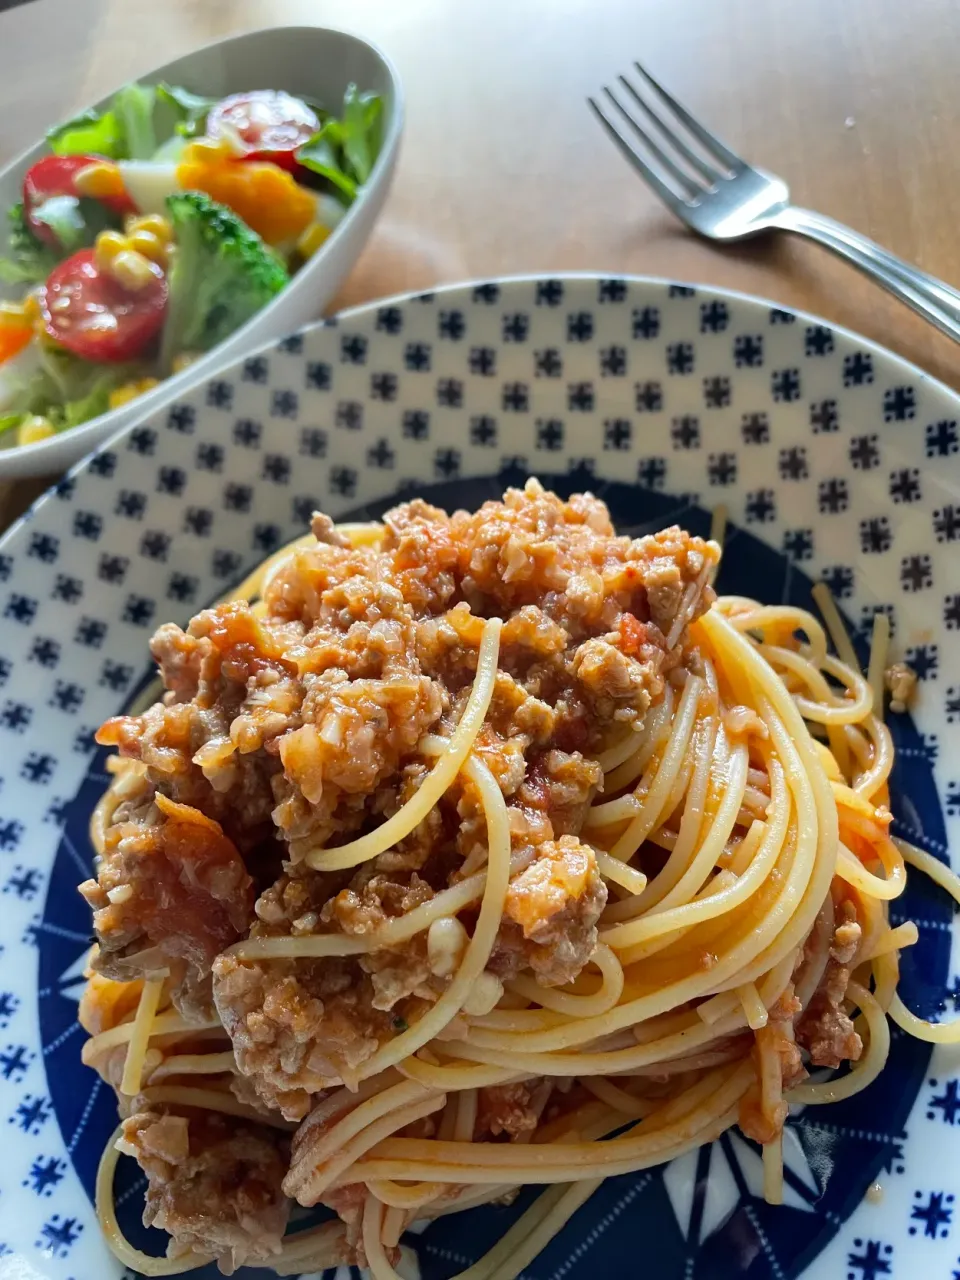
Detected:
left=206, top=90, right=319, bottom=170
left=40, top=248, right=167, bottom=363
left=23, top=155, right=135, bottom=246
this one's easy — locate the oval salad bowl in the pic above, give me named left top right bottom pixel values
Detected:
left=0, top=24, right=403, bottom=479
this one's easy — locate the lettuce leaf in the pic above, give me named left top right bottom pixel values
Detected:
left=156, top=83, right=216, bottom=139
left=112, top=82, right=157, bottom=160
left=61, top=376, right=118, bottom=427
left=47, top=108, right=125, bottom=158
left=0, top=354, right=56, bottom=421
left=46, top=80, right=213, bottom=164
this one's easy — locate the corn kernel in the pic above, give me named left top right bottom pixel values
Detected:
left=171, top=351, right=200, bottom=374
left=17, top=415, right=55, bottom=446
left=74, top=160, right=126, bottom=201
left=108, top=250, right=159, bottom=293
left=131, top=214, right=173, bottom=243
left=108, top=377, right=160, bottom=410
left=108, top=386, right=135, bottom=410
left=296, top=221, right=331, bottom=260
left=94, top=230, right=129, bottom=272
left=128, top=229, right=167, bottom=266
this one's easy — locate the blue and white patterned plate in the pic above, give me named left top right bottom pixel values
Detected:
left=0, top=275, right=957, bottom=1280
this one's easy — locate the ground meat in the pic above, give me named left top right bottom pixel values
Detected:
left=380, top=497, right=462, bottom=615
left=275, top=667, right=445, bottom=862
left=213, top=861, right=441, bottom=1114
left=95, top=480, right=711, bottom=867
left=323, top=870, right=435, bottom=936
left=99, top=604, right=300, bottom=846
left=491, top=835, right=607, bottom=986
left=92, top=481, right=713, bottom=1120
left=439, top=481, right=717, bottom=736
left=323, top=872, right=439, bottom=1010
left=149, top=621, right=205, bottom=704
left=796, top=905, right=863, bottom=1069
left=170, top=967, right=219, bottom=1024
left=518, top=749, right=603, bottom=836
left=573, top=634, right=665, bottom=723
left=473, top=486, right=714, bottom=629
left=317, top=1183, right=370, bottom=1264
left=119, top=1109, right=290, bottom=1275
left=80, top=790, right=255, bottom=998
left=310, top=511, right=350, bottom=547
left=884, top=661, right=917, bottom=714
left=360, top=937, right=437, bottom=1011
left=212, top=953, right=393, bottom=1119
left=475, top=1079, right=555, bottom=1138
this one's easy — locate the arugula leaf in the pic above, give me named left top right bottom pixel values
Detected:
left=0, top=414, right=23, bottom=436
left=296, top=122, right=357, bottom=202
left=156, top=83, right=216, bottom=139
left=342, top=84, right=382, bottom=185
left=295, top=84, right=384, bottom=203
left=112, top=82, right=157, bottom=160
left=47, top=108, right=125, bottom=158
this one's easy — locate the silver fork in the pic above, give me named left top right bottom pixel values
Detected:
left=589, top=63, right=960, bottom=344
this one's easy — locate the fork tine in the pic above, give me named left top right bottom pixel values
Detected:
left=587, top=95, right=692, bottom=212
left=632, top=60, right=742, bottom=172
left=617, top=75, right=722, bottom=184
left=603, top=86, right=703, bottom=197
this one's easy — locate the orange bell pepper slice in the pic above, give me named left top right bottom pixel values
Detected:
left=176, top=149, right=315, bottom=246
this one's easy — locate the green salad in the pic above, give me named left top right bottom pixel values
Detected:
left=0, top=80, right=383, bottom=448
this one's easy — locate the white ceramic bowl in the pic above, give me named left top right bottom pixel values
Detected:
left=0, top=24, right=403, bottom=479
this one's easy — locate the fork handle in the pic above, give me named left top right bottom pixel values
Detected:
left=778, top=206, right=960, bottom=343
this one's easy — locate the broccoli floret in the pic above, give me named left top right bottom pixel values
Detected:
left=0, top=204, right=59, bottom=285
left=160, top=191, right=289, bottom=372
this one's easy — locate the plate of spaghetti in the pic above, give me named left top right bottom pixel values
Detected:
left=1, top=275, right=958, bottom=1280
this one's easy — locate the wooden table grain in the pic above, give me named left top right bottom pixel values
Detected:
left=0, top=0, right=957, bottom=521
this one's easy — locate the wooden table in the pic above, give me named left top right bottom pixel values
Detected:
left=0, top=0, right=957, bottom=520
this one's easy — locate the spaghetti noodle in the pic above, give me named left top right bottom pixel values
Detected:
left=76, top=480, right=957, bottom=1279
